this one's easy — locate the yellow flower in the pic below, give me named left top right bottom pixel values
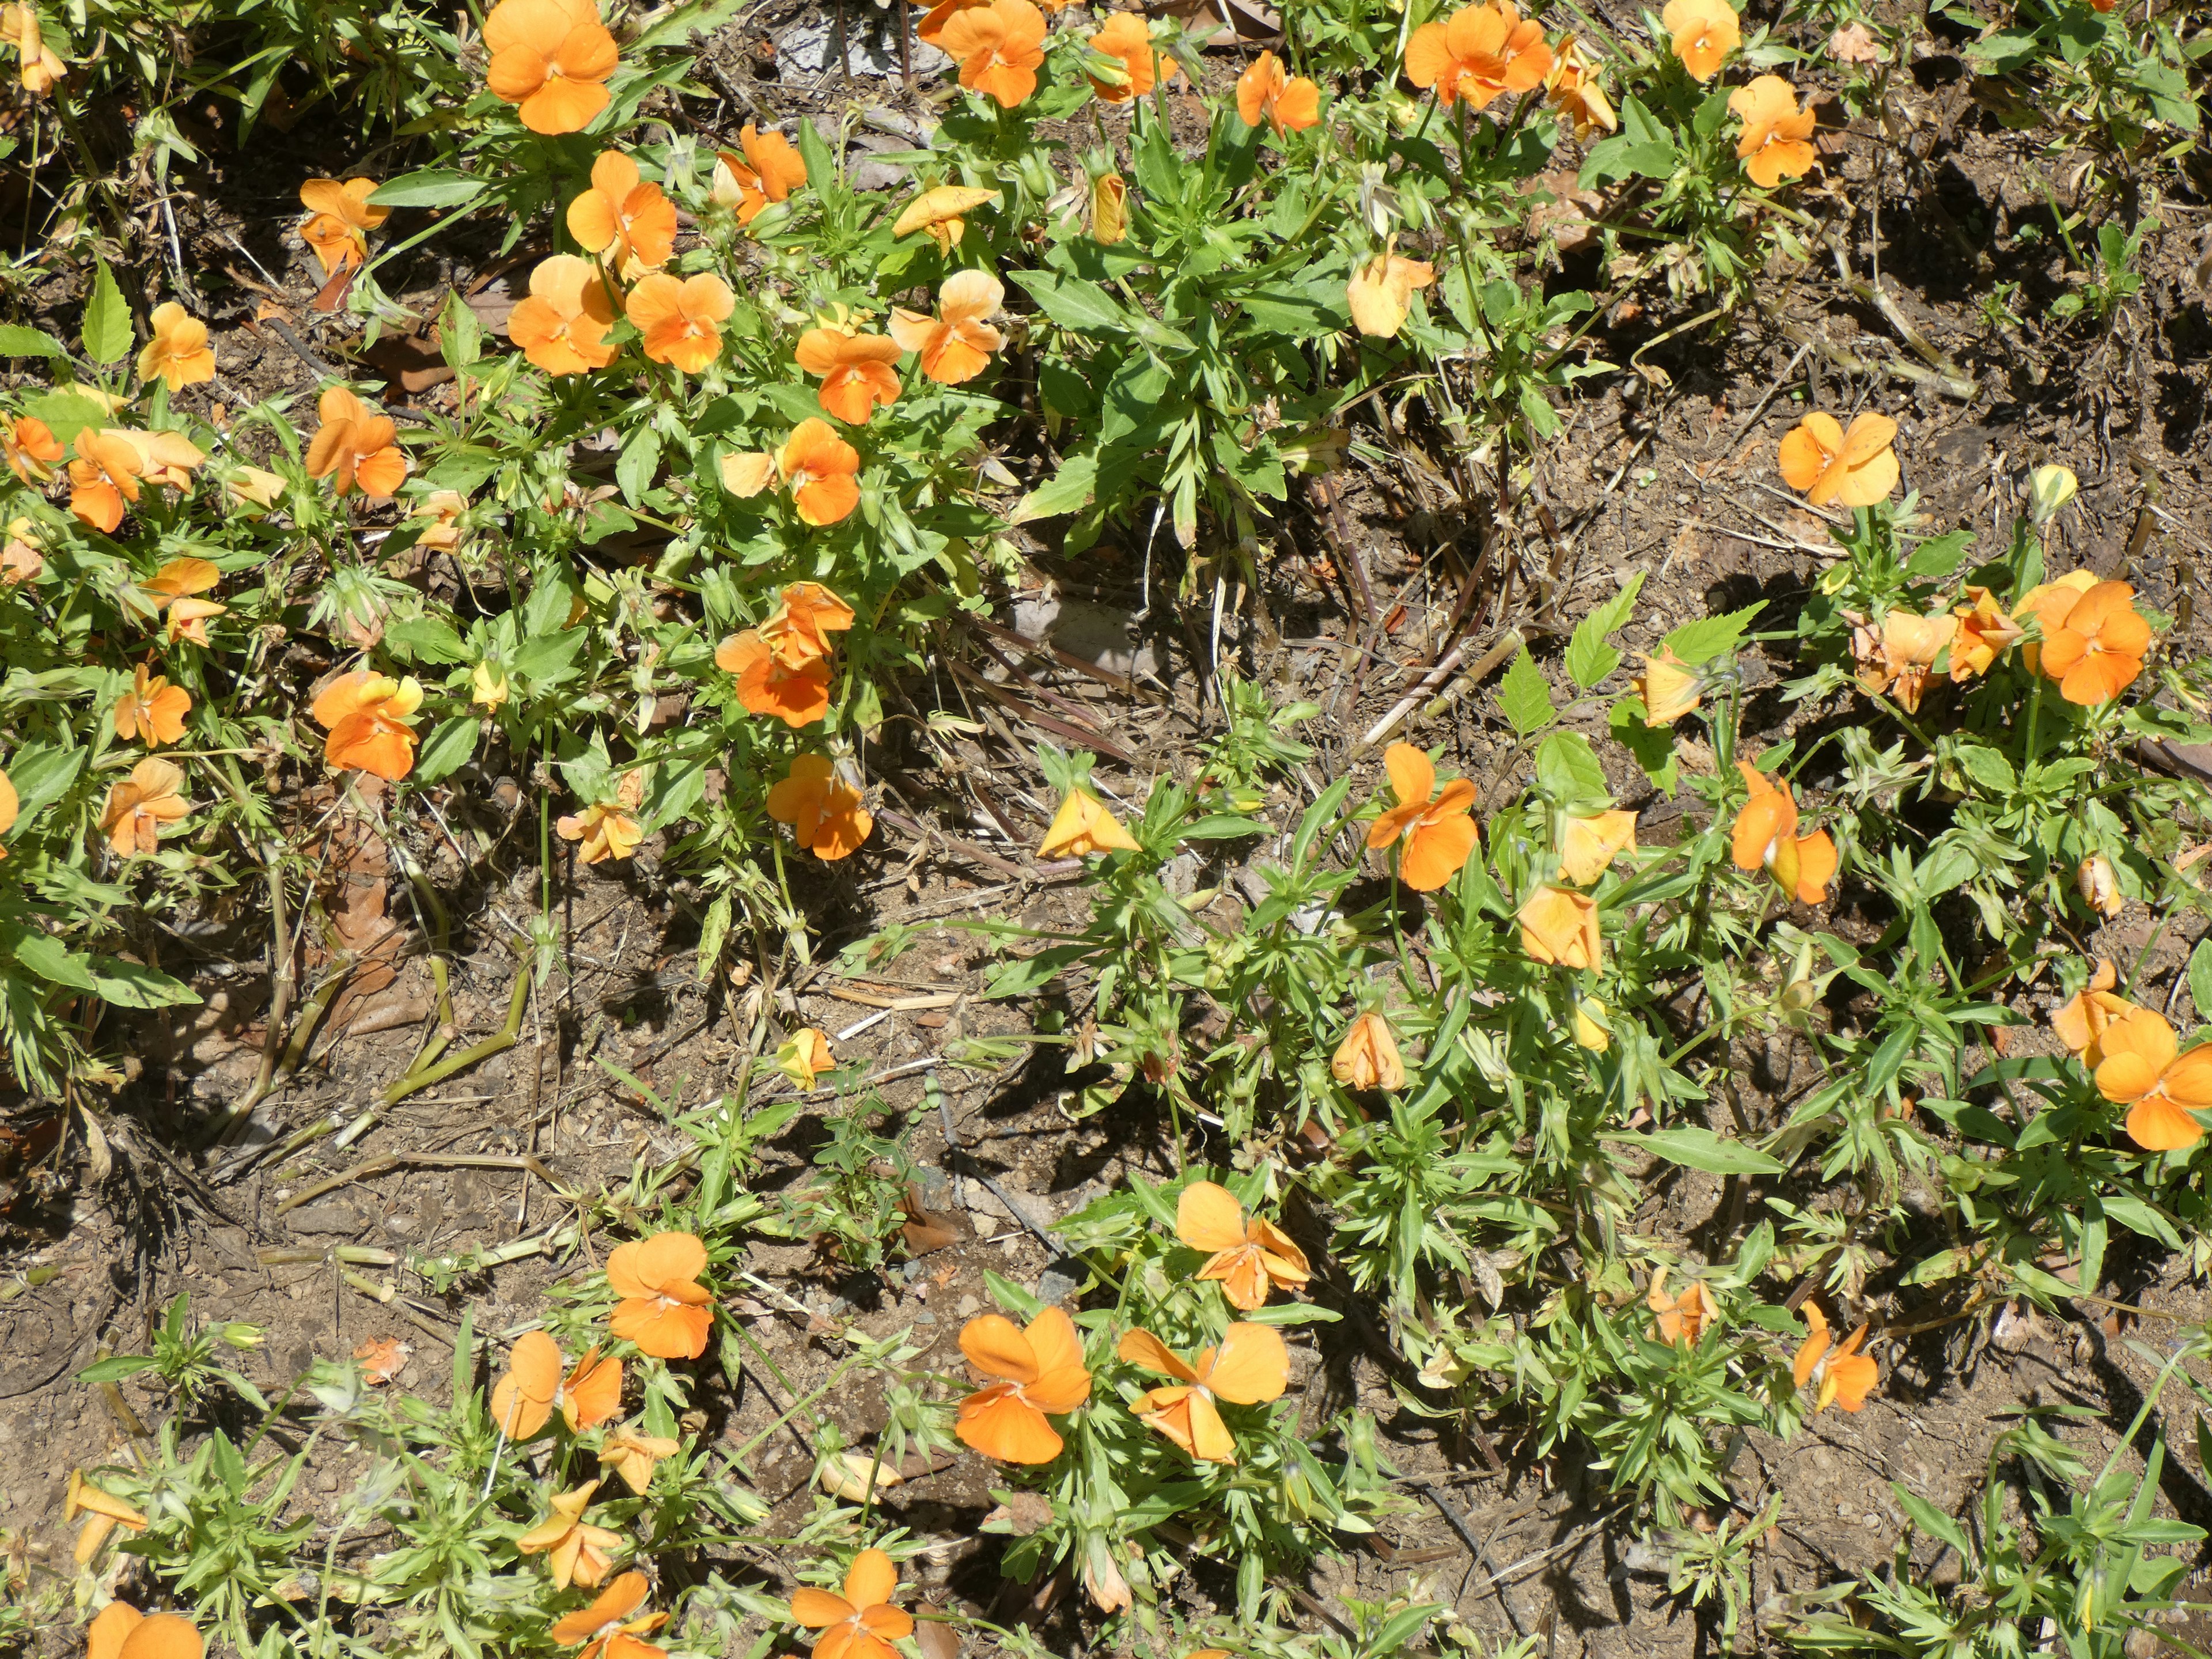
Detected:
left=1039, top=790, right=1139, bottom=859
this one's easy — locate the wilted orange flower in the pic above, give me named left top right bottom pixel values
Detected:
left=0, top=517, right=39, bottom=585
left=310, top=671, right=421, bottom=781
left=115, top=664, right=190, bottom=747
left=68, top=429, right=143, bottom=532
left=558, top=770, right=645, bottom=865
left=711, top=124, right=810, bottom=225
left=889, top=269, right=1005, bottom=385
left=1662, top=0, right=1738, bottom=80
left=1039, top=789, right=1140, bottom=858
left=1793, top=1302, right=1876, bottom=1412
left=137, top=303, right=215, bottom=392
left=307, top=388, right=406, bottom=499
left=1331, top=1009, right=1404, bottom=1090
left=1633, top=649, right=1700, bottom=722
left=1949, top=587, right=2022, bottom=680
left=1236, top=51, right=1320, bottom=134
left=1087, top=11, right=1169, bottom=103
left=1, top=7, right=62, bottom=96
left=954, top=1307, right=1092, bottom=1463
left=491, top=1331, right=624, bottom=1438
left=777, top=1026, right=835, bottom=1088
left=518, top=1480, right=622, bottom=1590
left=599, top=1426, right=681, bottom=1495
left=99, top=758, right=191, bottom=857
left=626, top=272, right=734, bottom=374
left=1346, top=240, right=1437, bottom=339
left=298, top=177, right=389, bottom=276
left=2094, top=1006, right=2212, bottom=1152
left=86, top=1607, right=199, bottom=1659
left=2078, top=853, right=2123, bottom=920
left=1729, top=75, right=1816, bottom=187
left=1178, top=1180, right=1310, bottom=1310
left=3, top=415, right=59, bottom=482
left=1853, top=608, right=1956, bottom=714
left=1732, top=762, right=1836, bottom=905
left=224, top=467, right=287, bottom=513
left=1778, top=411, right=1897, bottom=509
left=760, top=582, right=854, bottom=665
left=510, top=253, right=619, bottom=376
left=483, top=0, right=616, bottom=134
left=1518, top=885, right=1602, bottom=969
left=120, top=429, right=203, bottom=492
left=791, top=1550, right=914, bottom=1659
left=567, top=152, right=677, bottom=278
left=2054, top=959, right=2133, bottom=1066
left=608, top=1231, right=713, bottom=1358
left=1646, top=1266, right=1719, bottom=1344
left=1090, top=172, right=1128, bottom=244
left=938, top=0, right=1047, bottom=107
left=551, top=1573, right=669, bottom=1659
left=891, top=184, right=999, bottom=251
left=142, top=555, right=225, bottom=646
left=2038, top=580, right=2150, bottom=706
left=67, top=1471, right=147, bottom=1564
left=1119, top=1323, right=1288, bottom=1464
left=1558, top=808, right=1637, bottom=885
left=1366, top=742, right=1477, bottom=891
left=1404, top=1, right=1552, bottom=111
left=1545, top=34, right=1616, bottom=138
left=767, top=755, right=873, bottom=860
left=795, top=327, right=903, bottom=425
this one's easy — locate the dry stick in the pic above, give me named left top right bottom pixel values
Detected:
left=213, top=848, right=298, bottom=1145
left=275, top=1151, right=563, bottom=1216
left=936, top=1088, right=1063, bottom=1255
left=1358, top=627, right=1527, bottom=751
left=1419, top=1483, right=1528, bottom=1635
left=963, top=613, right=1161, bottom=705
left=381, top=965, right=534, bottom=1107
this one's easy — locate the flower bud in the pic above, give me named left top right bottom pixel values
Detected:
left=218, top=1322, right=266, bottom=1350
left=1573, top=998, right=1610, bottom=1052
left=1089, top=172, right=1127, bottom=245
left=2029, top=464, right=2078, bottom=525
left=2078, top=854, right=2123, bottom=919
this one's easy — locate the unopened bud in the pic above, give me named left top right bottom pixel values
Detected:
left=2029, top=464, right=2078, bottom=525
left=2078, top=854, right=2123, bottom=920
left=1573, top=999, right=1610, bottom=1052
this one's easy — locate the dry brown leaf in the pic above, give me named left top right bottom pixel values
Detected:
left=354, top=1336, right=412, bottom=1385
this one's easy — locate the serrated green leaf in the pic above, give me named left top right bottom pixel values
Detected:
left=83, top=260, right=132, bottom=365
left=0, top=324, right=65, bottom=358
left=1535, top=731, right=1609, bottom=808
left=1565, top=571, right=1645, bottom=690
left=1662, top=603, right=1763, bottom=668
left=1013, top=455, right=1098, bottom=524
left=414, top=715, right=478, bottom=785
left=1498, top=647, right=1556, bottom=737
left=1602, top=1126, right=1784, bottom=1175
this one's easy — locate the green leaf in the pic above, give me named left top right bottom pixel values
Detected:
left=616, top=425, right=662, bottom=506
left=1578, top=96, right=1677, bottom=188
left=1661, top=603, right=1763, bottom=668
left=1603, top=1126, right=1785, bottom=1176
left=1013, top=455, right=1099, bottom=524
left=1497, top=648, right=1556, bottom=737
left=1893, top=1486, right=1972, bottom=1559
left=1237, top=1302, right=1343, bottom=1325
left=18, top=388, right=111, bottom=448
left=89, top=957, right=201, bottom=1009
left=368, top=171, right=486, bottom=209
left=1535, top=731, right=1609, bottom=809
left=414, top=715, right=478, bottom=785
left=382, top=616, right=471, bottom=665
left=1180, top=814, right=1264, bottom=841
left=1906, top=529, right=1974, bottom=579
left=1565, top=572, right=1645, bottom=690
left=77, top=1354, right=161, bottom=1384
left=82, top=261, right=132, bottom=366
left=0, top=922, right=97, bottom=990
left=0, top=324, right=66, bottom=358
left=2190, top=939, right=2212, bottom=1024
left=1009, top=270, right=1133, bottom=336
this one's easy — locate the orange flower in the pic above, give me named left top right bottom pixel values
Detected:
left=68, top=429, right=143, bottom=532
left=1038, top=789, right=1140, bottom=858
left=771, top=418, right=862, bottom=527
left=939, top=0, right=1047, bottom=107
left=1089, top=12, right=1172, bottom=103
left=1346, top=240, right=1436, bottom=339
left=1235, top=50, right=1319, bottom=134
left=99, top=758, right=191, bottom=857
left=115, top=664, right=190, bottom=747
left=85, top=1608, right=198, bottom=1659
left=1853, top=609, right=1956, bottom=714
left=1632, top=649, right=1700, bottom=722
left=567, top=152, right=677, bottom=278
left=490, top=1332, right=624, bottom=1438
left=1, top=7, right=63, bottom=96
left=2093, top=1007, right=2212, bottom=1153
left=1366, top=742, right=1477, bottom=891
left=889, top=270, right=1005, bottom=385
left=120, top=429, right=203, bottom=493
left=626, top=272, right=733, bottom=374
left=1778, top=412, right=1897, bottom=509
left=1558, top=808, right=1637, bottom=885
left=2054, top=959, right=2134, bottom=1066
left=1792, top=1302, right=1876, bottom=1412
left=143, top=555, right=225, bottom=646
left=777, top=1026, right=835, bottom=1087
left=890, top=184, right=999, bottom=252
left=1177, top=1180, right=1310, bottom=1311
left=510, top=254, right=618, bottom=376
left=1730, top=762, right=1836, bottom=904
left=1403, top=2, right=1552, bottom=112
left=483, top=0, right=616, bottom=134
left=307, top=388, right=407, bottom=499
left=2037, top=580, right=2150, bottom=706
left=3, top=415, right=59, bottom=482
left=67, top=1471, right=147, bottom=1565
left=312, top=672, right=423, bottom=781
left=517, top=1480, right=622, bottom=1590
left=298, top=178, right=389, bottom=277
left=791, top=1550, right=914, bottom=1659
left=767, top=755, right=873, bottom=860
left=954, top=1306, right=1092, bottom=1463
left=551, top=1573, right=669, bottom=1659
left=599, top=1426, right=682, bottom=1495
left=558, top=770, right=645, bottom=865
left=711, top=124, right=809, bottom=225
left=1517, top=885, right=1601, bottom=969
left=1118, top=1323, right=1289, bottom=1464
left=716, top=633, right=831, bottom=727
left=608, top=1231, right=713, bottom=1358
left=137, top=303, right=214, bottom=392
left=1729, top=75, right=1816, bottom=188
left=795, top=327, right=903, bottom=425
left=1545, top=34, right=1616, bottom=138
left=1331, top=1010, right=1405, bottom=1090
left=760, top=581, right=855, bottom=664
left=1661, top=0, right=1738, bottom=81
left=2014, top=570, right=2097, bottom=677
left=1646, top=1267, right=1719, bottom=1344
left=1949, top=588, right=2022, bottom=680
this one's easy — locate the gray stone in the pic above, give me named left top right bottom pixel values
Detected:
left=778, top=18, right=949, bottom=78
left=1034, top=1268, right=1080, bottom=1305
left=286, top=1204, right=361, bottom=1237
